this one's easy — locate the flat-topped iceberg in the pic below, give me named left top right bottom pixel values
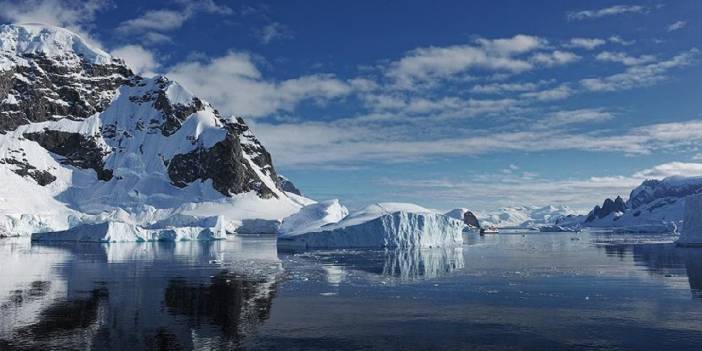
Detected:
left=278, top=202, right=464, bottom=249
left=32, top=220, right=227, bottom=243
left=678, top=193, right=702, bottom=247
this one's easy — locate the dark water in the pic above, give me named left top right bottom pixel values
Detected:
left=1, top=232, right=702, bottom=350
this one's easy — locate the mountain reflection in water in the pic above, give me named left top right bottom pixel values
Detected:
left=599, top=241, right=702, bottom=298
left=0, top=238, right=281, bottom=350
left=1, top=233, right=702, bottom=350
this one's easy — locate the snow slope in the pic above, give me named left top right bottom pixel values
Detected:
left=575, top=176, right=702, bottom=233
left=278, top=199, right=349, bottom=235
left=478, top=205, right=575, bottom=228
left=278, top=203, right=464, bottom=249
left=0, top=24, right=308, bottom=241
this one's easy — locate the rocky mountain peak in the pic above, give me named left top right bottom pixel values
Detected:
left=0, top=23, right=299, bottom=217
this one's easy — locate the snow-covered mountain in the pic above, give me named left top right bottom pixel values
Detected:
left=0, top=24, right=308, bottom=238
left=478, top=205, right=575, bottom=228
left=558, top=176, right=702, bottom=232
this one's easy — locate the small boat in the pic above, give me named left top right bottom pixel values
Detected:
left=480, top=225, right=499, bottom=235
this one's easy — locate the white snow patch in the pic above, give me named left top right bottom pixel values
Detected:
left=0, top=24, right=112, bottom=65
left=279, top=199, right=349, bottom=235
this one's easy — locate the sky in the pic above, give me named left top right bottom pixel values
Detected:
left=1, top=0, right=701, bottom=212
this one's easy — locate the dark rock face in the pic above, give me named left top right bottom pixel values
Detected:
left=23, top=130, right=113, bottom=181
left=586, top=196, right=627, bottom=222
left=0, top=157, right=56, bottom=185
left=167, top=125, right=277, bottom=199
left=628, top=179, right=702, bottom=209
left=129, top=76, right=206, bottom=136
left=0, top=54, right=132, bottom=133
left=276, top=175, right=302, bottom=195
left=463, top=211, right=480, bottom=227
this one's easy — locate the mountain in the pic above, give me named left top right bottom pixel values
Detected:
left=559, top=176, right=702, bottom=232
left=477, top=205, right=575, bottom=228
left=0, top=24, right=307, bottom=238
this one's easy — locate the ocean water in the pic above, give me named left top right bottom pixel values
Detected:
left=1, top=231, right=701, bottom=350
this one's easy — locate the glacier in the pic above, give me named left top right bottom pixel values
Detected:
left=278, top=203, right=464, bottom=249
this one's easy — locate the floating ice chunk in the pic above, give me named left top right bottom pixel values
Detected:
left=678, top=193, right=702, bottom=247
left=31, top=221, right=226, bottom=242
left=278, top=202, right=464, bottom=249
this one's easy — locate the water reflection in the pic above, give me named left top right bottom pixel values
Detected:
left=283, top=246, right=465, bottom=284
left=0, top=238, right=281, bottom=350
left=598, top=241, right=702, bottom=298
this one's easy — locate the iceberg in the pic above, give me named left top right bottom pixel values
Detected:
left=278, top=199, right=349, bottom=235
left=278, top=202, right=464, bottom=249
left=32, top=221, right=226, bottom=243
left=678, top=193, right=702, bottom=247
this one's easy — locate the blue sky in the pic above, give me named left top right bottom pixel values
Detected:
left=1, top=0, right=701, bottom=211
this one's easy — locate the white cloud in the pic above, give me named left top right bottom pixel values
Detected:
left=118, top=9, right=189, bottom=33
left=667, top=20, right=687, bottom=32
left=581, top=49, right=698, bottom=92
left=541, top=108, right=615, bottom=127
left=471, top=81, right=544, bottom=94
left=608, top=35, right=635, bottom=46
left=117, top=0, right=233, bottom=37
left=377, top=162, right=702, bottom=211
left=529, top=50, right=580, bottom=66
left=111, top=45, right=160, bottom=76
left=387, top=35, right=544, bottom=89
left=567, top=38, right=606, bottom=50
left=166, top=51, right=351, bottom=118
left=0, top=0, right=108, bottom=29
left=0, top=0, right=109, bottom=46
left=633, top=162, right=702, bottom=179
left=256, top=22, right=293, bottom=44
left=521, top=84, right=572, bottom=101
left=595, top=51, right=657, bottom=66
left=252, top=117, right=702, bottom=168
left=567, top=5, right=648, bottom=21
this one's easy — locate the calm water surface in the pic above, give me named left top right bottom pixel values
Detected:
left=1, top=232, right=702, bottom=350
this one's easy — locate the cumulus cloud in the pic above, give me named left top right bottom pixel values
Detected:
left=581, top=49, right=698, bottom=91
left=566, top=38, right=606, bottom=50
left=521, top=84, right=572, bottom=101
left=166, top=51, right=352, bottom=118
left=633, top=162, right=702, bottom=179
left=595, top=51, right=657, bottom=66
left=667, top=20, right=687, bottom=32
left=608, top=36, right=635, bottom=46
left=387, top=35, right=544, bottom=89
left=529, top=50, right=580, bottom=66
left=116, top=0, right=233, bottom=42
left=567, top=5, right=648, bottom=21
left=111, top=45, right=160, bottom=76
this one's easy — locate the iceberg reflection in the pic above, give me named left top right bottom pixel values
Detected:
left=285, top=246, right=465, bottom=283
